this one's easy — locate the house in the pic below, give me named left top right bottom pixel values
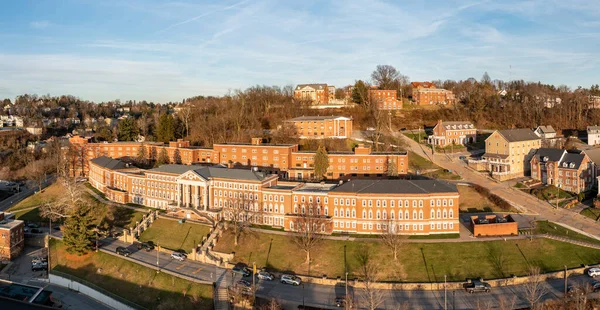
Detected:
left=587, top=126, right=600, bottom=146
left=589, top=96, right=600, bottom=109
left=469, top=129, right=541, bottom=181
left=294, top=84, right=329, bottom=104
left=327, top=86, right=336, bottom=102
left=428, top=120, right=476, bottom=147
left=411, top=82, right=455, bottom=106
left=285, top=116, right=353, bottom=139
left=534, top=125, right=556, bottom=139
left=14, top=117, right=24, bottom=128
left=530, top=148, right=593, bottom=193
left=581, top=148, right=600, bottom=184
left=25, top=127, right=43, bottom=135
left=368, top=88, right=402, bottom=110
left=0, top=212, right=25, bottom=260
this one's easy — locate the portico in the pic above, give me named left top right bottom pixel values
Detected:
left=177, top=171, right=210, bottom=210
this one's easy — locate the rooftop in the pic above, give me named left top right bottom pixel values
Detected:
left=533, top=148, right=565, bottom=162
left=496, top=129, right=540, bottom=142
left=294, top=182, right=337, bottom=193
left=287, top=115, right=352, bottom=121
left=89, top=156, right=128, bottom=170
left=148, top=164, right=206, bottom=175
left=295, top=83, right=327, bottom=90
left=535, top=125, right=556, bottom=134
left=331, top=179, right=458, bottom=195
left=194, top=166, right=271, bottom=182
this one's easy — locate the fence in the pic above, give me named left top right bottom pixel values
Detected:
left=49, top=270, right=146, bottom=310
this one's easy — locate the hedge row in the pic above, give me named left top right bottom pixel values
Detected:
left=469, top=183, right=513, bottom=211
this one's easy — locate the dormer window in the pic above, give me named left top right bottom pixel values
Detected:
left=562, top=162, right=568, bottom=167
left=569, top=163, right=575, bottom=168
left=543, top=156, right=548, bottom=162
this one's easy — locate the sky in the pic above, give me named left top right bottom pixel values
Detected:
left=0, top=0, right=599, bottom=103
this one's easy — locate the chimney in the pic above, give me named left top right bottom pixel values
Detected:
left=438, top=119, right=442, bottom=126
left=251, top=137, right=262, bottom=145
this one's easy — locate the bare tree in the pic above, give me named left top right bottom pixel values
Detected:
left=364, top=108, right=388, bottom=151
left=380, top=220, right=406, bottom=261
left=223, top=195, right=262, bottom=246
left=179, top=103, right=192, bottom=138
left=355, top=248, right=385, bottom=310
left=257, top=298, right=283, bottom=310
left=523, top=266, right=548, bottom=310
left=497, top=293, right=517, bottom=310
left=291, top=203, right=329, bottom=264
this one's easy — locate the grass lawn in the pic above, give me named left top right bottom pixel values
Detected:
left=213, top=229, right=600, bottom=282
left=457, top=185, right=515, bottom=213
left=404, top=132, right=427, bottom=144
left=534, top=221, right=600, bottom=246
left=11, top=207, right=44, bottom=222
left=49, top=239, right=212, bottom=310
left=139, top=218, right=212, bottom=253
left=422, top=169, right=461, bottom=180
left=532, top=185, right=573, bottom=201
left=581, top=208, right=600, bottom=221
left=408, top=151, right=438, bottom=171
left=9, top=183, right=64, bottom=211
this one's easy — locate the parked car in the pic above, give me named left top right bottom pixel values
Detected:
left=232, top=265, right=251, bottom=277
left=592, top=281, right=600, bottom=293
left=237, top=280, right=251, bottom=288
left=116, top=246, right=131, bottom=257
left=30, top=228, right=42, bottom=234
left=281, top=274, right=302, bottom=286
left=171, top=252, right=187, bottom=261
left=459, top=155, right=467, bottom=160
left=464, top=280, right=491, bottom=293
left=23, top=227, right=30, bottom=233
left=587, top=267, right=600, bottom=277
left=257, top=270, right=274, bottom=281
left=567, top=285, right=584, bottom=297
left=136, top=242, right=155, bottom=252
left=52, top=225, right=61, bottom=231
left=27, top=223, right=40, bottom=228
left=31, top=263, right=48, bottom=272
left=335, top=297, right=347, bottom=308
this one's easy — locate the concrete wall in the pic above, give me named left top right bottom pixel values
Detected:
left=49, top=273, right=137, bottom=310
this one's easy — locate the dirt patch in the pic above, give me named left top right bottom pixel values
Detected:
left=458, top=185, right=495, bottom=212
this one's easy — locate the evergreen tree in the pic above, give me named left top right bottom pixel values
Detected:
left=117, top=118, right=139, bottom=141
left=157, top=113, right=175, bottom=143
left=155, top=148, right=170, bottom=167
left=352, top=80, right=369, bottom=105
left=62, top=205, right=96, bottom=255
left=136, top=143, right=148, bottom=167
left=313, top=145, right=329, bottom=181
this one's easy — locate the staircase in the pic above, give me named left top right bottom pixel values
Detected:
left=214, top=267, right=230, bottom=310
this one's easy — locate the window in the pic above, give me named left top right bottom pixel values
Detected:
left=443, top=199, right=447, bottom=206
left=412, top=210, right=417, bottom=219
left=334, top=209, right=338, bottom=217
left=368, top=200, right=373, bottom=207
left=363, top=223, right=367, bottom=230
left=390, top=200, right=395, bottom=208
left=449, top=210, right=454, bottom=218
left=398, top=200, right=403, bottom=207
left=352, top=199, right=356, bottom=206
left=376, top=211, right=381, bottom=219
left=419, top=200, right=423, bottom=207
left=412, top=200, right=417, bottom=207
left=419, top=210, right=423, bottom=219
left=368, top=210, right=373, bottom=219
left=362, top=210, right=367, bottom=219
left=449, top=199, right=454, bottom=206
left=443, top=210, right=447, bottom=219
left=362, top=200, right=366, bottom=207
left=391, top=211, right=395, bottom=219
left=436, top=199, right=441, bottom=206
left=376, top=200, right=380, bottom=207
left=334, top=198, right=338, bottom=205
left=431, top=210, right=435, bottom=219
left=352, top=209, right=356, bottom=218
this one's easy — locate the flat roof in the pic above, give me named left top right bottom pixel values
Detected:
left=332, top=179, right=458, bottom=195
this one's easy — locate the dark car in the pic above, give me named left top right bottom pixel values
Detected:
left=116, top=246, right=131, bottom=257
left=237, top=280, right=251, bottom=288
left=27, top=223, right=40, bottom=228
left=30, top=228, right=42, bottom=234
left=592, top=281, right=600, bottom=293
left=335, top=297, right=346, bottom=308
left=232, top=265, right=251, bottom=277
left=136, top=242, right=155, bottom=251
left=52, top=225, right=61, bottom=231
left=464, top=280, right=491, bottom=293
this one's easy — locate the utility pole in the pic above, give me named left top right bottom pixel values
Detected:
left=95, top=230, right=98, bottom=252
left=344, top=245, right=347, bottom=299
left=564, top=265, right=568, bottom=297
left=444, top=274, right=447, bottom=310
left=252, top=262, right=256, bottom=302
left=156, top=242, right=160, bottom=273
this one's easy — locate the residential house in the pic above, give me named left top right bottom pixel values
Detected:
left=294, top=84, right=329, bottom=104
left=327, top=86, right=336, bottom=102
left=368, top=88, right=402, bottom=110
left=428, top=120, right=476, bottom=147
left=530, top=148, right=593, bottom=193
left=411, top=82, right=455, bottom=106
left=534, top=126, right=556, bottom=139
left=587, top=126, right=600, bottom=146
left=0, top=212, right=25, bottom=260
left=589, top=96, right=600, bottom=109
left=470, top=129, right=541, bottom=181
left=285, top=116, right=353, bottom=139
left=581, top=148, right=600, bottom=184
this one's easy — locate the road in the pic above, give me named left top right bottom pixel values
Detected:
left=398, top=133, right=600, bottom=240
left=0, top=175, right=55, bottom=212
left=99, top=237, right=598, bottom=309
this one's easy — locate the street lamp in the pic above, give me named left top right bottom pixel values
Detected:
left=302, top=283, right=305, bottom=309
left=555, top=183, right=561, bottom=209
left=444, top=274, right=447, bottom=310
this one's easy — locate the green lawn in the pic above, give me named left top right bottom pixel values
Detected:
left=534, top=221, right=600, bottom=246
left=50, top=239, right=212, bottom=310
left=11, top=207, right=44, bottom=223
left=9, top=183, right=64, bottom=211
left=532, top=185, right=573, bottom=201
left=581, top=208, right=600, bottom=221
left=422, top=169, right=461, bottom=180
left=407, top=151, right=438, bottom=171
left=139, top=218, right=212, bottom=253
left=404, top=132, right=427, bottom=144
left=213, top=229, right=600, bottom=282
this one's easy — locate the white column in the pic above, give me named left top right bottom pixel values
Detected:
left=177, top=184, right=181, bottom=208
left=203, top=186, right=209, bottom=210
left=187, top=184, right=191, bottom=208
left=196, top=185, right=200, bottom=209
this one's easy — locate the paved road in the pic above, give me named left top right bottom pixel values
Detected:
left=398, top=133, right=600, bottom=240
left=0, top=175, right=55, bottom=212
left=99, top=237, right=598, bottom=309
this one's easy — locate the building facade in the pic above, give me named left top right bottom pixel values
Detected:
left=71, top=137, right=408, bottom=181
left=428, top=120, right=476, bottom=146
left=469, top=129, right=541, bottom=181
left=285, top=116, right=353, bottom=139
left=588, top=126, right=600, bottom=146
left=530, top=148, right=593, bottom=194
left=88, top=160, right=460, bottom=235
left=411, top=82, right=455, bottom=106
left=368, top=89, right=402, bottom=110
left=0, top=212, right=25, bottom=260
left=294, top=84, right=329, bottom=104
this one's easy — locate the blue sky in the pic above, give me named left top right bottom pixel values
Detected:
left=0, top=0, right=599, bottom=103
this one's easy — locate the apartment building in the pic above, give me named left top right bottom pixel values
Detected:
left=72, top=137, right=407, bottom=181
left=428, top=120, right=476, bottom=147
left=368, top=89, right=402, bottom=110
left=0, top=212, right=25, bottom=260
left=530, top=148, right=593, bottom=193
left=587, top=126, right=600, bottom=146
left=88, top=160, right=460, bottom=235
left=294, top=84, right=329, bottom=104
left=411, top=82, right=455, bottom=106
left=285, top=116, right=353, bottom=139
left=469, top=129, right=541, bottom=181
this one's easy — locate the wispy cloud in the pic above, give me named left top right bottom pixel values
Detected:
left=30, top=20, right=50, bottom=29
left=154, top=0, right=251, bottom=34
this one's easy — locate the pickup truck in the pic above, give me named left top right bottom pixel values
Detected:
left=464, top=280, right=491, bottom=293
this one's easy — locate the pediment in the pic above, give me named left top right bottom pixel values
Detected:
left=178, top=170, right=207, bottom=182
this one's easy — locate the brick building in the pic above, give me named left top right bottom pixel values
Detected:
left=294, top=84, right=329, bottom=104
left=368, top=89, right=402, bottom=110
left=471, top=214, right=518, bottom=237
left=411, top=82, right=455, bottom=106
left=428, top=120, right=476, bottom=147
left=88, top=160, right=460, bottom=235
left=71, top=137, right=408, bottom=181
left=530, top=148, right=593, bottom=194
left=0, top=212, right=25, bottom=260
left=285, top=116, right=353, bottom=139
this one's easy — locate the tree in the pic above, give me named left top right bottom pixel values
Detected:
left=385, top=156, right=398, bottom=177
left=523, top=266, right=548, bottom=310
left=313, top=145, right=329, bottom=181
left=157, top=113, right=175, bottom=143
left=155, top=148, right=170, bottom=167
left=136, top=143, right=148, bottom=167
left=224, top=195, right=262, bottom=246
left=179, top=103, right=192, bottom=138
left=481, top=72, right=492, bottom=85
left=352, top=80, right=370, bottom=106
left=117, top=118, right=139, bottom=141
left=95, top=125, right=113, bottom=141
left=380, top=220, right=406, bottom=261
left=62, top=205, right=96, bottom=255
left=371, top=65, right=400, bottom=90
left=292, top=203, right=328, bottom=265
left=355, top=248, right=385, bottom=310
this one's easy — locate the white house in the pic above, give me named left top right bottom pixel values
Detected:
left=534, top=125, right=556, bottom=139
left=588, top=126, right=600, bottom=146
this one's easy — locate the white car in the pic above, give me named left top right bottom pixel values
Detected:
left=171, top=252, right=187, bottom=261
left=588, top=267, right=600, bottom=277
left=280, top=274, right=301, bottom=286
left=257, top=270, right=274, bottom=281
